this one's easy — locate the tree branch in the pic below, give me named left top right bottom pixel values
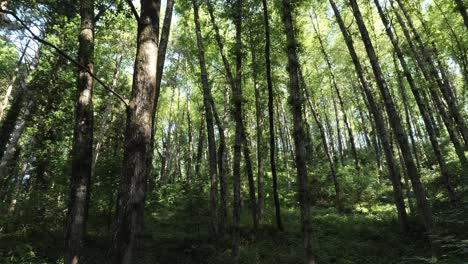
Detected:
left=125, top=0, right=140, bottom=21
left=0, top=9, right=129, bottom=107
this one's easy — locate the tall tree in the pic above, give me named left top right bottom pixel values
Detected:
left=192, top=0, right=219, bottom=237
left=110, top=1, right=160, bottom=262
left=281, top=0, right=316, bottom=263
left=64, top=0, right=95, bottom=263
left=261, top=0, right=283, bottom=231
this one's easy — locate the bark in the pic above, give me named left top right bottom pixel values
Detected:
left=193, top=0, right=219, bottom=237
left=330, top=0, right=408, bottom=232
left=250, top=37, right=264, bottom=224
left=281, top=1, right=316, bottom=263
left=351, top=0, right=433, bottom=241
left=110, top=1, right=160, bottom=262
left=64, top=0, right=95, bottom=262
left=377, top=2, right=456, bottom=202
left=185, top=81, right=193, bottom=184
left=0, top=40, right=29, bottom=121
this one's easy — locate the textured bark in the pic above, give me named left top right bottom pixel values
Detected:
left=281, top=1, right=316, bottom=263
left=330, top=0, right=408, bottom=232
left=350, top=0, right=433, bottom=239
left=392, top=3, right=468, bottom=165
left=376, top=2, right=456, bottom=202
left=193, top=0, right=219, bottom=237
left=110, top=1, right=160, bottom=262
left=261, top=0, right=283, bottom=229
left=64, top=1, right=95, bottom=263
left=185, top=83, right=193, bottom=183
left=0, top=40, right=29, bottom=121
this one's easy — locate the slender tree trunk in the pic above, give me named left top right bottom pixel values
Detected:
left=110, top=1, right=160, bottom=262
left=250, top=38, right=265, bottom=224
left=330, top=0, right=408, bottom=232
left=0, top=40, right=29, bottom=121
left=195, top=113, right=205, bottom=178
left=92, top=56, right=122, bottom=176
left=192, top=0, right=219, bottom=237
left=351, top=0, right=433, bottom=243
left=186, top=81, right=193, bottom=184
left=281, top=1, right=316, bottom=263
left=64, top=1, right=95, bottom=262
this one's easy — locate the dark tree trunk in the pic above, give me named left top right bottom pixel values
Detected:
left=64, top=1, right=94, bottom=263
left=232, top=0, right=243, bottom=260
left=192, top=0, right=218, bottom=237
left=455, top=0, right=468, bottom=28
left=110, top=1, right=160, bottom=263
left=350, top=0, right=433, bottom=243
left=281, top=1, right=316, bottom=263
left=330, top=0, right=408, bottom=232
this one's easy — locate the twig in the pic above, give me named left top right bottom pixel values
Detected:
left=0, top=9, right=129, bottom=107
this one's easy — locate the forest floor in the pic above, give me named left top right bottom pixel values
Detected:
left=1, top=184, right=467, bottom=264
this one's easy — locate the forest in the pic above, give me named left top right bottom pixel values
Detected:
left=0, top=0, right=467, bottom=263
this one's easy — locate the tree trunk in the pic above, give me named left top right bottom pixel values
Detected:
left=281, top=1, right=316, bottom=263
left=193, top=0, right=219, bottom=237
left=250, top=37, right=265, bottom=224
left=455, top=0, right=468, bottom=28
left=330, top=0, right=408, bottom=232
left=262, top=0, right=282, bottom=229
left=195, top=113, right=205, bottom=178
left=64, top=1, right=95, bottom=263
left=110, top=1, right=160, bottom=262
left=351, top=0, right=433, bottom=243
left=0, top=40, right=29, bottom=121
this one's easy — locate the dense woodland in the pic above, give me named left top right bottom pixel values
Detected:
left=0, top=0, right=467, bottom=263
